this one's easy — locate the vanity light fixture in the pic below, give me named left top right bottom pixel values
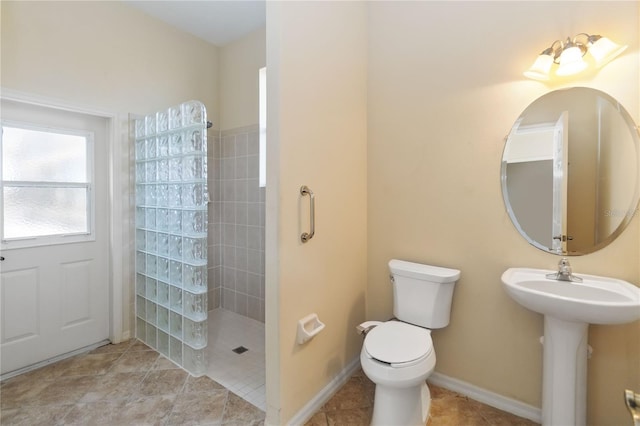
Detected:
left=524, top=33, right=627, bottom=81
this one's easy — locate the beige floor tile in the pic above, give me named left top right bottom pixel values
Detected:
left=89, top=340, right=133, bottom=355
left=184, top=375, right=227, bottom=393
left=326, top=407, right=372, bottom=426
left=430, top=384, right=459, bottom=400
left=0, top=376, right=51, bottom=408
left=34, top=375, right=102, bottom=406
left=128, top=340, right=155, bottom=352
left=321, top=376, right=373, bottom=412
left=222, top=392, right=266, bottom=425
left=137, top=369, right=189, bottom=397
left=109, top=350, right=159, bottom=373
left=313, top=370, right=539, bottom=426
left=79, top=371, right=147, bottom=402
left=115, top=395, right=176, bottom=425
left=3, top=357, right=75, bottom=384
left=477, top=403, right=539, bottom=426
left=0, top=338, right=268, bottom=426
left=304, top=411, right=329, bottom=426
left=60, top=352, right=123, bottom=377
left=166, top=388, right=228, bottom=425
left=62, top=400, right=126, bottom=425
left=0, top=405, right=71, bottom=426
left=0, top=339, right=538, bottom=426
left=153, top=355, right=181, bottom=370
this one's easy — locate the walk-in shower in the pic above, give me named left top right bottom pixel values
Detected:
left=134, top=100, right=209, bottom=375
left=133, top=94, right=266, bottom=409
left=206, top=123, right=266, bottom=409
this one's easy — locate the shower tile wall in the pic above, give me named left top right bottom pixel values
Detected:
left=207, top=132, right=222, bottom=312
left=208, top=125, right=265, bottom=322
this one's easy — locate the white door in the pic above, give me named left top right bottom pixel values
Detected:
left=551, top=111, right=569, bottom=253
left=0, top=99, right=109, bottom=375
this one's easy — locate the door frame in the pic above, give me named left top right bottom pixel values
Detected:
left=1, top=88, right=126, bottom=344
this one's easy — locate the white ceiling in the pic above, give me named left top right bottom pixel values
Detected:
left=123, top=1, right=266, bottom=46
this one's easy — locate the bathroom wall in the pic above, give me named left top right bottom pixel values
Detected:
left=0, top=1, right=219, bottom=122
left=596, top=103, right=638, bottom=240
left=505, top=160, right=553, bottom=247
left=0, top=0, right=219, bottom=341
left=265, top=2, right=368, bottom=423
left=208, top=29, right=267, bottom=320
left=367, top=2, right=639, bottom=424
left=219, top=28, right=266, bottom=132
left=213, top=125, right=265, bottom=322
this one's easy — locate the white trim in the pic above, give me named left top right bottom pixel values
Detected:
left=109, top=114, right=126, bottom=344
left=286, top=357, right=361, bottom=426
left=1, top=88, right=118, bottom=118
left=0, top=339, right=109, bottom=382
left=120, top=330, right=131, bottom=341
left=282, top=360, right=541, bottom=426
left=0, top=87, right=125, bottom=345
left=428, top=372, right=542, bottom=424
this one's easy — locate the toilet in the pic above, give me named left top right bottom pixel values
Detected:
left=359, top=259, right=460, bottom=426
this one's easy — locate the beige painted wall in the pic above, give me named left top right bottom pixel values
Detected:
left=1, top=1, right=219, bottom=122
left=266, top=2, right=367, bottom=423
left=219, top=27, right=266, bottom=131
left=3, top=1, right=638, bottom=424
left=1, top=0, right=219, bottom=339
left=367, top=2, right=639, bottom=424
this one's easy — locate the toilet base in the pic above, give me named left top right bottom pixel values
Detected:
left=371, top=381, right=430, bottom=426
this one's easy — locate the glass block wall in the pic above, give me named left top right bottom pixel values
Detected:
left=134, top=100, right=208, bottom=376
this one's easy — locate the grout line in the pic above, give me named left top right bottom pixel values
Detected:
left=205, top=309, right=266, bottom=411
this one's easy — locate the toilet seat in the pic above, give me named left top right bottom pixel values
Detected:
left=364, top=321, right=433, bottom=368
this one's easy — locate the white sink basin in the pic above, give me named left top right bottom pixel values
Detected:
left=502, top=267, right=640, bottom=325
left=502, top=266, right=640, bottom=425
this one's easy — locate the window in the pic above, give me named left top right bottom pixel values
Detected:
left=259, top=67, right=267, bottom=188
left=1, top=122, right=94, bottom=246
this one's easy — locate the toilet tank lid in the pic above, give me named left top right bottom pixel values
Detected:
left=389, top=259, right=461, bottom=283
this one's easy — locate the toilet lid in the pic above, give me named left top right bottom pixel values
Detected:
left=364, top=321, right=433, bottom=365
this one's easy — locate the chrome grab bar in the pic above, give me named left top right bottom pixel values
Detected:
left=300, top=185, right=315, bottom=243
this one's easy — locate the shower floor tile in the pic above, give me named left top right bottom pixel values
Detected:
left=206, top=308, right=266, bottom=410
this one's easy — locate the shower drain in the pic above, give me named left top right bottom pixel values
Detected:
left=232, top=346, right=248, bottom=354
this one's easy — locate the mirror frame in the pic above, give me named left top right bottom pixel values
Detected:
left=501, top=87, right=640, bottom=255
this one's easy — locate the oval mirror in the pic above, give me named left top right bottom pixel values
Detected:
left=501, top=87, right=639, bottom=255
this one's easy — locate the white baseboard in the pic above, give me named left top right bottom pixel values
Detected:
left=0, top=339, right=110, bottom=382
left=282, top=360, right=541, bottom=425
left=428, top=372, right=542, bottom=424
left=287, top=357, right=361, bottom=426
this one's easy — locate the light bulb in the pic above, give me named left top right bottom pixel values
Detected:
left=524, top=53, right=554, bottom=80
left=556, top=45, right=587, bottom=76
left=588, top=36, right=627, bottom=67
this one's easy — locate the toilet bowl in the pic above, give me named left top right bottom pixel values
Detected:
left=361, top=321, right=436, bottom=425
left=359, top=259, right=460, bottom=426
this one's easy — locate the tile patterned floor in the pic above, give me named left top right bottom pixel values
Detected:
left=0, top=339, right=265, bottom=426
left=1, top=338, right=538, bottom=426
left=307, top=369, right=540, bottom=426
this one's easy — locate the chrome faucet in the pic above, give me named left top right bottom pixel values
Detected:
left=625, top=389, right=640, bottom=426
left=545, top=258, right=583, bottom=282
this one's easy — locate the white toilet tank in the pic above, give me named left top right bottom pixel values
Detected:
left=389, top=259, right=461, bottom=329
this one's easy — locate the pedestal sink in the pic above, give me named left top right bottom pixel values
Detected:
left=502, top=267, right=640, bottom=426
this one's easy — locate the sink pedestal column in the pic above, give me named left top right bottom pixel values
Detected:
left=542, top=316, right=589, bottom=426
